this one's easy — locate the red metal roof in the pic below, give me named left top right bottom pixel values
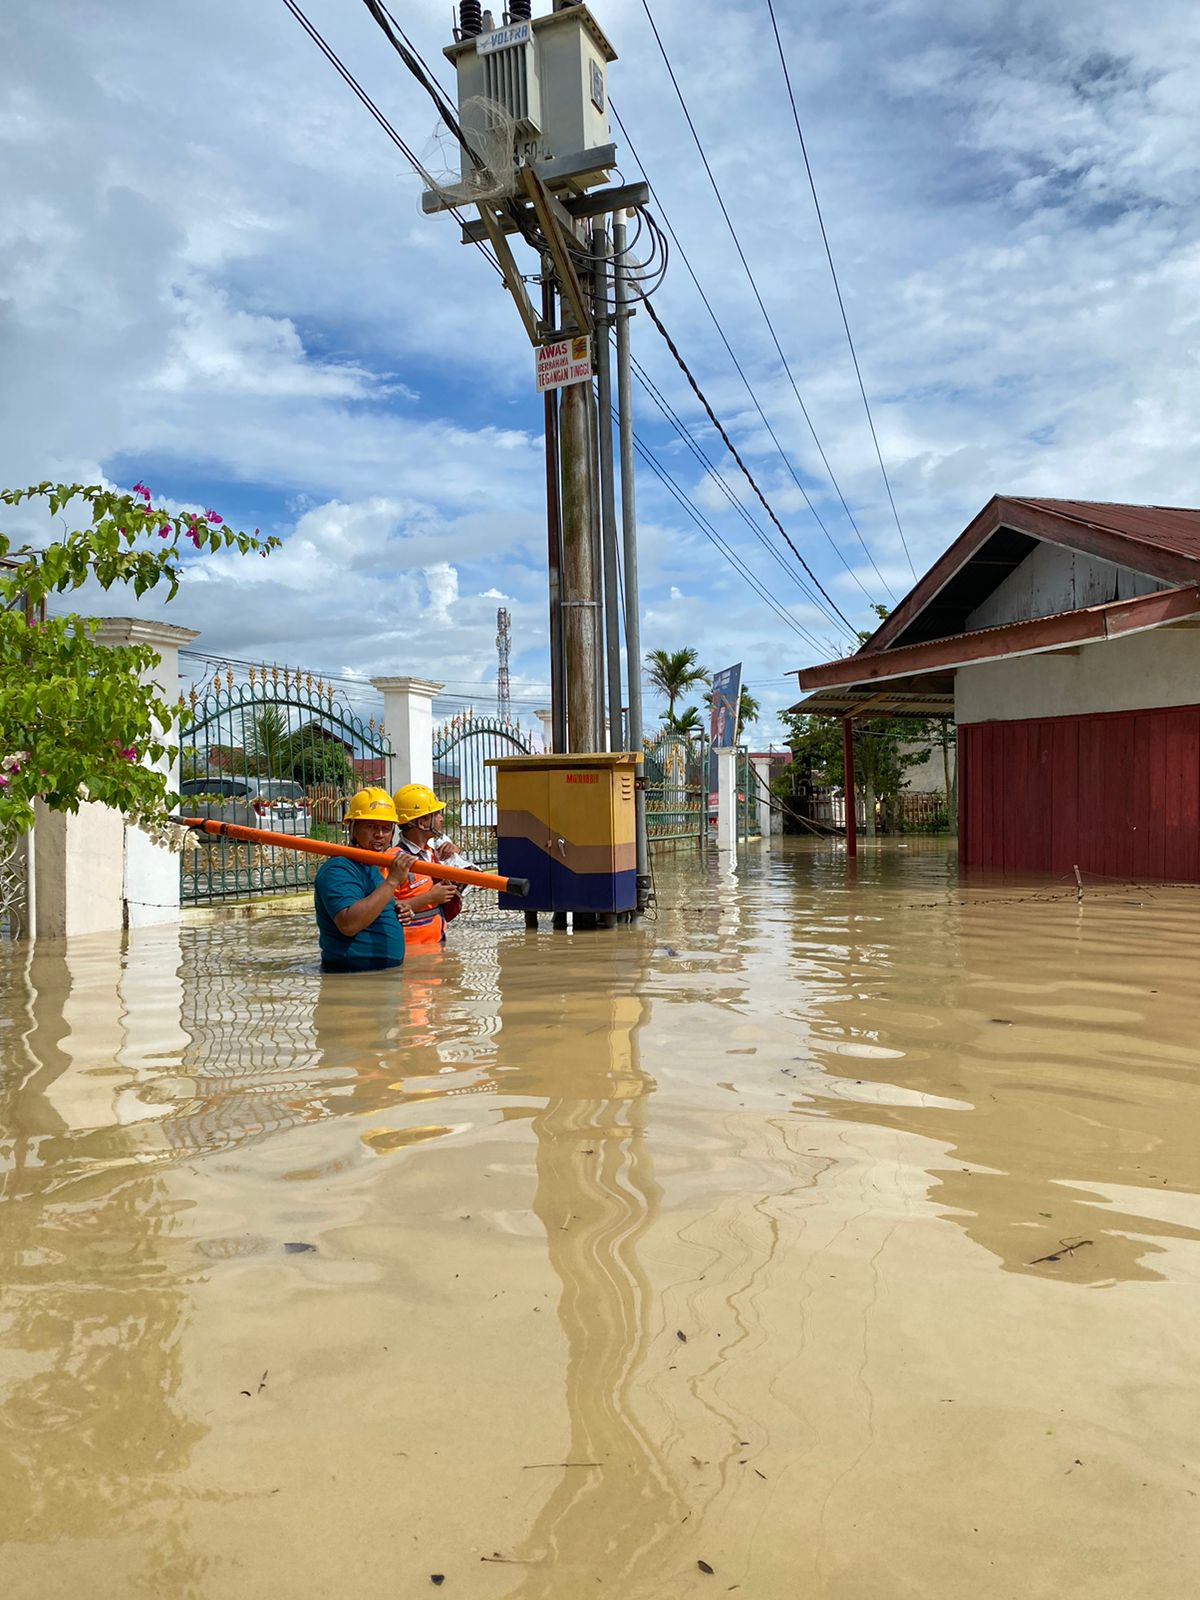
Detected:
left=1013, top=499, right=1200, bottom=561
left=798, top=584, right=1200, bottom=693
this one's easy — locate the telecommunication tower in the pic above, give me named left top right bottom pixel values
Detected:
left=496, top=606, right=512, bottom=719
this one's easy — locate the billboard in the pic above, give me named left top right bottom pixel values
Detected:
left=707, top=662, right=742, bottom=812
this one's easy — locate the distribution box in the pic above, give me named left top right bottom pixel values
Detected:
left=487, top=752, right=639, bottom=914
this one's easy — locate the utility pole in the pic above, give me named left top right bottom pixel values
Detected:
left=613, top=216, right=650, bottom=910
left=559, top=366, right=597, bottom=753
left=592, top=224, right=624, bottom=750
left=541, top=273, right=566, bottom=753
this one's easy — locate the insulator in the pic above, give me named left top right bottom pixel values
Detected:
left=458, top=0, right=483, bottom=36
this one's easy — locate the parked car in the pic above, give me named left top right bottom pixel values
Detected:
left=178, top=777, right=257, bottom=828
left=246, top=778, right=311, bottom=835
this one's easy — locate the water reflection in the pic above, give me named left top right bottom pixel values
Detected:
left=0, top=935, right=204, bottom=1586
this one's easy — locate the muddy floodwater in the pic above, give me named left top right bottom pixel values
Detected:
left=3, top=840, right=1200, bottom=1598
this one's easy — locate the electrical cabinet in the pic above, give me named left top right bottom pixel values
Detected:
left=489, top=752, right=638, bottom=914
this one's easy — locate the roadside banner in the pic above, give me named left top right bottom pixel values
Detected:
left=707, top=662, right=742, bottom=812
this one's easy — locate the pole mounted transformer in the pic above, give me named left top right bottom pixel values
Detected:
left=421, top=1, right=652, bottom=915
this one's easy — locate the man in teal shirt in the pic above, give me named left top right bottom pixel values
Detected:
left=314, top=788, right=414, bottom=973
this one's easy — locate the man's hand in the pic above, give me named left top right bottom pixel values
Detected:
left=425, top=880, right=458, bottom=906
left=384, top=850, right=416, bottom=888
left=434, top=840, right=458, bottom=862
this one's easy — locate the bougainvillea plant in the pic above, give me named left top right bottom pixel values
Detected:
left=0, top=481, right=277, bottom=845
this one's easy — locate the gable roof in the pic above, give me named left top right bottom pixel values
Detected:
left=865, top=496, right=1200, bottom=654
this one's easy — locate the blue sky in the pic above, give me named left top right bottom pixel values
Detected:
left=3, top=0, right=1199, bottom=745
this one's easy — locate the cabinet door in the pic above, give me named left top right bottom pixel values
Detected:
left=497, top=768, right=552, bottom=909
left=547, top=769, right=618, bottom=912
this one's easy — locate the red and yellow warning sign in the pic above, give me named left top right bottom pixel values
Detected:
left=535, top=335, right=592, bottom=393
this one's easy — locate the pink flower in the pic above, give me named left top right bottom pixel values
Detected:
left=116, top=745, right=138, bottom=762
left=205, top=508, right=223, bottom=525
left=1, top=751, right=29, bottom=773
left=159, top=525, right=170, bottom=538
left=0, top=775, right=9, bottom=789
left=132, top=480, right=151, bottom=502
left=187, top=528, right=202, bottom=549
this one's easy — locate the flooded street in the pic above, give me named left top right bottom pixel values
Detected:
left=3, top=839, right=1200, bottom=1598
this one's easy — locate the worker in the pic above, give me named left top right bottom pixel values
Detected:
left=391, top=782, right=462, bottom=947
left=313, top=787, right=414, bottom=973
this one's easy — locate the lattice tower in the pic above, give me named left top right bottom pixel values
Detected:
left=496, top=606, right=511, bottom=719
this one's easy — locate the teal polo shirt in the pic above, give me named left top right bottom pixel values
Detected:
left=314, top=857, right=405, bottom=972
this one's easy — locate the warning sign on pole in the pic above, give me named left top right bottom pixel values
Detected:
left=535, top=335, right=592, bottom=393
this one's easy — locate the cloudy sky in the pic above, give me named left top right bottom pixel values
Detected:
left=3, top=0, right=1198, bottom=743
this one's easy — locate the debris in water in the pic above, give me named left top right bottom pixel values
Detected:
left=698, top=1559, right=714, bottom=1574
left=1028, top=1238, right=1093, bottom=1266
left=430, top=1575, right=445, bottom=1586
left=676, top=1330, right=687, bottom=1343
left=283, top=1241, right=316, bottom=1253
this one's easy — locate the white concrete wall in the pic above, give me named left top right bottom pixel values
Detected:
left=956, top=627, right=1200, bottom=724
left=33, top=800, right=127, bottom=940
left=966, top=541, right=1163, bottom=632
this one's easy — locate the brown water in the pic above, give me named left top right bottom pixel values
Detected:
left=2, top=840, right=1200, bottom=1598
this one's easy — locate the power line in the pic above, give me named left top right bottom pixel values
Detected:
left=765, top=0, right=917, bottom=580
left=278, top=0, right=504, bottom=282
left=609, top=103, right=893, bottom=606
left=628, top=354, right=845, bottom=651
left=634, top=295, right=857, bottom=635
left=636, top=1, right=896, bottom=596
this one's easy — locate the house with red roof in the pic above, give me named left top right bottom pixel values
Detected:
left=792, top=497, right=1200, bottom=881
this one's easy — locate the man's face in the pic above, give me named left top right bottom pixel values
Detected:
left=351, top=819, right=395, bottom=852
left=411, top=810, right=443, bottom=836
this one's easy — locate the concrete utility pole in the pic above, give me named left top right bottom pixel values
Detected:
left=592, top=224, right=624, bottom=751
left=558, top=370, right=598, bottom=754
left=613, top=216, right=650, bottom=908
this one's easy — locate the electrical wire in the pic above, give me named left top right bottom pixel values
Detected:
left=632, top=292, right=858, bottom=635
left=631, top=6, right=899, bottom=599
left=609, top=105, right=893, bottom=607
left=630, top=350, right=845, bottom=650
left=765, top=0, right=916, bottom=580
left=278, top=0, right=505, bottom=281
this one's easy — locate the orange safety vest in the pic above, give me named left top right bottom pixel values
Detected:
left=393, top=839, right=458, bottom=946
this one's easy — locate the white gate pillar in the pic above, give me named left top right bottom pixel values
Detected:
left=34, top=618, right=196, bottom=938
left=716, top=747, right=738, bottom=855
left=751, top=756, right=776, bottom=838
left=535, top=707, right=554, bottom=753
left=371, top=677, right=444, bottom=792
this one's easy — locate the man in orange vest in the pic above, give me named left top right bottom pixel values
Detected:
left=391, top=783, right=461, bottom=947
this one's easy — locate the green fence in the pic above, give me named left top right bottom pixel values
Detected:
left=180, top=665, right=393, bottom=905
left=431, top=711, right=534, bottom=873
left=643, top=732, right=707, bottom=847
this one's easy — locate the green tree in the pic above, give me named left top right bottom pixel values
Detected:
left=645, top=647, right=709, bottom=719
left=0, top=481, right=275, bottom=845
left=283, top=721, right=355, bottom=788
left=242, top=705, right=290, bottom=776
left=779, top=711, right=938, bottom=836
left=664, top=704, right=704, bottom=741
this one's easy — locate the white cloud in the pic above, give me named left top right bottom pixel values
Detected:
left=4, top=0, right=1200, bottom=751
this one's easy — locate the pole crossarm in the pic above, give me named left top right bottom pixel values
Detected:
left=520, top=165, right=593, bottom=336
left=475, top=203, right=543, bottom=346
left=458, top=182, right=650, bottom=245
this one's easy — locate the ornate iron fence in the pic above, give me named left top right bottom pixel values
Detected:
left=431, top=710, right=534, bottom=873
left=0, top=829, right=28, bottom=938
left=643, top=731, right=706, bottom=847
left=179, top=664, right=393, bottom=906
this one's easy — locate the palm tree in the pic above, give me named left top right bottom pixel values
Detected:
left=645, top=647, right=709, bottom=719
left=242, top=706, right=290, bottom=776
left=665, top=704, right=704, bottom=742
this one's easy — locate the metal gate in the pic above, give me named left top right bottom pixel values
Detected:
left=180, top=665, right=393, bottom=905
left=643, top=731, right=706, bottom=847
left=431, top=711, right=534, bottom=873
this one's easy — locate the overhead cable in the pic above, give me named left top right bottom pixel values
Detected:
left=609, top=104, right=893, bottom=605
left=278, top=0, right=504, bottom=281
left=633, top=294, right=857, bottom=635
left=637, top=1, right=896, bottom=595
left=765, top=0, right=917, bottom=579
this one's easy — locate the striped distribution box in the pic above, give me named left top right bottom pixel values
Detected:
left=488, top=753, right=640, bottom=913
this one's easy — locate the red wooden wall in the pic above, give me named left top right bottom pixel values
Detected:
left=959, top=704, right=1200, bottom=881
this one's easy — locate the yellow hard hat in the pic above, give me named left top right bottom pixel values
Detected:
left=392, top=783, right=444, bottom=825
left=344, top=787, right=399, bottom=825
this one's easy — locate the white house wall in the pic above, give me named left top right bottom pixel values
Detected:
left=956, top=627, right=1200, bottom=725
left=965, top=540, right=1163, bottom=632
